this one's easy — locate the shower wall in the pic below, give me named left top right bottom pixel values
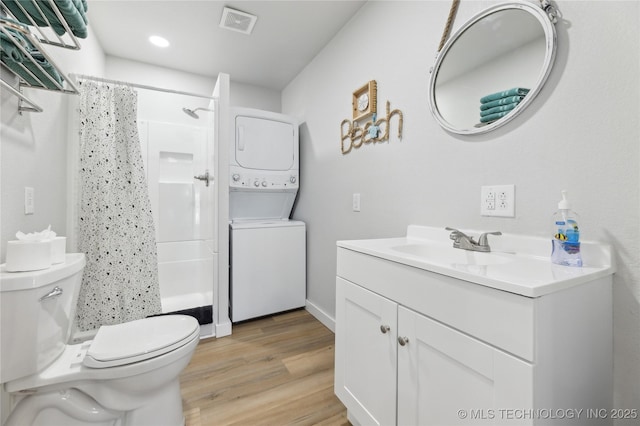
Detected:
left=135, top=90, right=216, bottom=330
left=138, top=119, right=214, bottom=316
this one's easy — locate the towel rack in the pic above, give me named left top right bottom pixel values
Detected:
left=0, top=1, right=83, bottom=113
left=1, top=0, right=82, bottom=50
left=1, top=18, right=79, bottom=112
left=0, top=78, right=43, bottom=112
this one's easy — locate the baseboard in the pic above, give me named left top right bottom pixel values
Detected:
left=215, top=319, right=232, bottom=337
left=305, top=299, right=335, bottom=333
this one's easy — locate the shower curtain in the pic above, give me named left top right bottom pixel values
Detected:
left=75, top=79, right=162, bottom=331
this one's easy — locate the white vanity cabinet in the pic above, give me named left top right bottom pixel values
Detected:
left=336, top=277, right=532, bottom=426
left=396, top=304, right=533, bottom=426
left=335, top=236, right=613, bottom=426
left=335, top=277, right=397, bottom=425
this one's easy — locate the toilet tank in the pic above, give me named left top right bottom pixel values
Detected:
left=0, top=253, right=85, bottom=383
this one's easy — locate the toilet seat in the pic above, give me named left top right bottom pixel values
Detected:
left=84, top=315, right=200, bottom=368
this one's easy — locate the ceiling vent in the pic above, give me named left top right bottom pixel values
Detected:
left=219, top=7, right=257, bottom=35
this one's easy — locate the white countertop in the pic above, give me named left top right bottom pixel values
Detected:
left=337, top=225, right=615, bottom=297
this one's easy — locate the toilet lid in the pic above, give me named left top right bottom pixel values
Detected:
left=83, top=315, right=199, bottom=369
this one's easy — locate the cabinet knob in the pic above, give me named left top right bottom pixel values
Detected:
left=380, top=325, right=390, bottom=334
left=397, top=336, right=410, bottom=346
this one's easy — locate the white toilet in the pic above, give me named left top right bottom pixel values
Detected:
left=0, top=253, right=200, bottom=426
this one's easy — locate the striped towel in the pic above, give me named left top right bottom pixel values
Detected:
left=480, top=88, right=529, bottom=104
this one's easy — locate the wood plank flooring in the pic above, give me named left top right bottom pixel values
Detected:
left=179, top=309, right=349, bottom=426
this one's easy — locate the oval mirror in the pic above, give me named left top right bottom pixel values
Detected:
left=429, top=2, right=557, bottom=135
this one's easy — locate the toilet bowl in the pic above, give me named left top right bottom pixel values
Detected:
left=0, top=253, right=200, bottom=426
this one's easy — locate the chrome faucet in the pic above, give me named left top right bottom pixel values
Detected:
left=445, top=227, right=501, bottom=252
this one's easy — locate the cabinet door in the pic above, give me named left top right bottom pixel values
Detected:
left=397, top=306, right=533, bottom=426
left=335, top=278, right=397, bottom=426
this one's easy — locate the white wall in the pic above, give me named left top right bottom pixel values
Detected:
left=1, top=26, right=105, bottom=261
left=231, top=81, right=281, bottom=112
left=105, top=56, right=281, bottom=112
left=282, top=0, right=639, bottom=417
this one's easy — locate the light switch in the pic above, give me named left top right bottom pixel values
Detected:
left=25, top=187, right=34, bottom=215
left=353, top=193, right=361, bottom=212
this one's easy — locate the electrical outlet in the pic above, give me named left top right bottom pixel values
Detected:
left=481, top=185, right=515, bottom=217
left=485, top=189, right=496, bottom=210
left=352, top=193, right=361, bottom=212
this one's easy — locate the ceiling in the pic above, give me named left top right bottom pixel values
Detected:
left=88, top=0, right=367, bottom=90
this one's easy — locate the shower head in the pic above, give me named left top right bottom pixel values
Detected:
left=182, top=107, right=199, bottom=118
left=182, top=107, right=213, bottom=119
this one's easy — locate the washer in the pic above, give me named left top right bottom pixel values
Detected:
left=230, top=220, right=305, bottom=322
left=228, top=108, right=305, bottom=322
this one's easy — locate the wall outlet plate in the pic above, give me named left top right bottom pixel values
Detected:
left=481, top=185, right=515, bottom=217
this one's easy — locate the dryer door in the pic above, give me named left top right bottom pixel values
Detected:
left=235, top=116, right=295, bottom=171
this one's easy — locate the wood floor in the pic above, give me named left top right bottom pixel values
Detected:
left=179, top=309, right=349, bottom=426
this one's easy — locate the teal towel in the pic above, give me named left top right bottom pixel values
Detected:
left=0, top=1, right=43, bottom=28
left=1, top=24, right=29, bottom=61
left=480, top=95, right=524, bottom=111
left=1, top=53, right=62, bottom=89
left=480, top=88, right=529, bottom=104
left=480, top=102, right=519, bottom=118
left=26, top=51, right=63, bottom=88
left=479, top=110, right=512, bottom=123
left=54, top=0, right=88, bottom=37
left=2, top=0, right=88, bottom=38
left=0, top=25, right=63, bottom=89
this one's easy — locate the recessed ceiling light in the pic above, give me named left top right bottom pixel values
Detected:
left=149, top=35, right=170, bottom=48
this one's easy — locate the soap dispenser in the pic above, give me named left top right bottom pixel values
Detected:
left=551, top=190, right=582, bottom=267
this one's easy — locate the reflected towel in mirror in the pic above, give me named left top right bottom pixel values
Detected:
left=480, top=110, right=513, bottom=123
left=480, top=95, right=525, bottom=111
left=480, top=102, right=518, bottom=118
left=480, top=87, right=530, bottom=103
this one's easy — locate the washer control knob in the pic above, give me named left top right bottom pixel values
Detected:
left=232, top=174, right=240, bottom=182
left=290, top=175, right=297, bottom=183
left=261, top=181, right=267, bottom=187
left=253, top=180, right=260, bottom=187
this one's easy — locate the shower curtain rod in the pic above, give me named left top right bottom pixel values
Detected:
left=71, top=74, right=215, bottom=100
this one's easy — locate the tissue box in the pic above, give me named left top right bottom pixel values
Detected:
left=5, top=240, right=52, bottom=272
left=51, top=236, right=66, bottom=264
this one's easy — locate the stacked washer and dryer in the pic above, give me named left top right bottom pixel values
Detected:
left=229, top=108, right=306, bottom=322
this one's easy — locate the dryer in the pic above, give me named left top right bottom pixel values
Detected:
left=229, top=107, right=299, bottom=221
left=228, top=108, right=305, bottom=322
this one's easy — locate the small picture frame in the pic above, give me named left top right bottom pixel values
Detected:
left=352, top=80, right=377, bottom=121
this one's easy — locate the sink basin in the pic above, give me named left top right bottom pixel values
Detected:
left=391, top=243, right=513, bottom=266
left=337, top=225, right=614, bottom=297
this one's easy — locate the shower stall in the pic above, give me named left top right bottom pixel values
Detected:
left=68, top=74, right=231, bottom=339
left=138, top=107, right=215, bottom=330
